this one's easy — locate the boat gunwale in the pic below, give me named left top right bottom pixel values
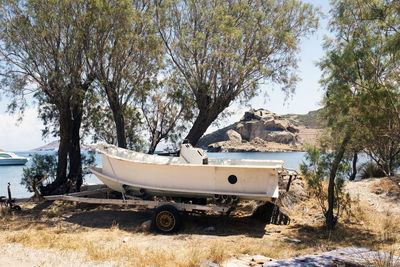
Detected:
left=0, top=152, right=29, bottom=160
left=86, top=144, right=284, bottom=169
left=89, top=166, right=275, bottom=199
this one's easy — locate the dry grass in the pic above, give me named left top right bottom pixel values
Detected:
left=0, top=216, right=295, bottom=266
left=0, top=202, right=305, bottom=266
left=1, top=178, right=399, bottom=266
left=281, top=179, right=400, bottom=255
left=374, top=178, right=400, bottom=197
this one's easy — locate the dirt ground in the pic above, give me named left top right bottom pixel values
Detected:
left=0, top=176, right=399, bottom=266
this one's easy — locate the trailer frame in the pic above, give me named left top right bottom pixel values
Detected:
left=44, top=186, right=233, bottom=233
left=42, top=168, right=298, bottom=233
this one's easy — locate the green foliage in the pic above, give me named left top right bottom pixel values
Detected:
left=241, top=139, right=248, bottom=144
left=0, top=0, right=319, bottom=191
left=0, top=0, right=101, bottom=193
left=81, top=150, right=96, bottom=177
left=156, top=0, right=319, bottom=144
left=319, top=0, right=400, bottom=177
left=315, top=0, right=400, bottom=228
left=300, top=144, right=351, bottom=219
left=87, top=0, right=163, bottom=149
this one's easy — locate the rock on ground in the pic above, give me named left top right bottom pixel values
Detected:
left=221, top=254, right=275, bottom=267
left=263, top=247, right=400, bottom=267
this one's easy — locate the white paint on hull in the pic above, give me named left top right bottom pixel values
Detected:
left=0, top=158, right=28, bottom=165
left=0, top=152, right=28, bottom=165
left=87, top=144, right=282, bottom=201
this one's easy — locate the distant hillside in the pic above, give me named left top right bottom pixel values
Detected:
left=196, top=123, right=237, bottom=148
left=281, top=109, right=324, bottom=129
left=31, top=140, right=59, bottom=151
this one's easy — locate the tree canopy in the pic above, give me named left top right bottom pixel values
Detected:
left=0, top=0, right=96, bottom=194
left=87, top=0, right=162, bottom=149
left=316, top=0, right=400, bottom=228
left=320, top=0, right=400, bottom=177
left=0, top=0, right=322, bottom=195
left=156, top=0, right=319, bottom=145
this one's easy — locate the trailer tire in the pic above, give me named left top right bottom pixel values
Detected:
left=151, top=205, right=182, bottom=233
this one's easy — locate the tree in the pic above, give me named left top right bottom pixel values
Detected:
left=0, top=0, right=96, bottom=194
left=321, top=0, right=400, bottom=177
left=139, top=79, right=193, bottom=154
left=156, top=0, right=319, bottom=145
left=317, top=0, right=400, bottom=227
left=87, top=0, right=162, bottom=148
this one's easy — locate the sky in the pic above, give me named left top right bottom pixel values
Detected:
left=0, top=0, right=331, bottom=151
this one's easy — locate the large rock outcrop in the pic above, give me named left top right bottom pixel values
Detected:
left=198, top=109, right=302, bottom=152
left=236, top=109, right=299, bottom=144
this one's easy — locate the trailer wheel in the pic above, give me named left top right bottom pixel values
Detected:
left=152, top=205, right=182, bottom=233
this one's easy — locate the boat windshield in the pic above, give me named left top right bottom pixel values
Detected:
left=0, top=153, right=12, bottom=158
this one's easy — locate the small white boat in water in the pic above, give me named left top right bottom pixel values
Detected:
left=87, top=143, right=284, bottom=201
left=0, top=152, right=29, bottom=165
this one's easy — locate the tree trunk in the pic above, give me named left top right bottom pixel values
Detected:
left=68, top=100, right=83, bottom=192
left=387, top=141, right=394, bottom=177
left=326, top=133, right=351, bottom=229
left=112, top=108, right=127, bottom=149
left=44, top=104, right=71, bottom=195
left=349, top=152, right=358, bottom=181
left=185, top=107, right=221, bottom=146
left=105, top=85, right=127, bottom=148
left=148, top=130, right=161, bottom=154
left=57, top=108, right=70, bottom=182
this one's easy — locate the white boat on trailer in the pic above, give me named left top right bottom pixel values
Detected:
left=44, top=144, right=296, bottom=233
left=86, top=143, right=284, bottom=202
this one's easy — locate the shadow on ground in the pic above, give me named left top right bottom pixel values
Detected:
left=65, top=207, right=267, bottom=238
left=66, top=209, right=151, bottom=230
left=3, top=200, right=266, bottom=238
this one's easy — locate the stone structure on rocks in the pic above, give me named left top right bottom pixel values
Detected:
left=198, top=109, right=302, bottom=152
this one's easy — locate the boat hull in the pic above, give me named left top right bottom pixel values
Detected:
left=87, top=144, right=282, bottom=201
left=0, top=158, right=28, bottom=165
left=89, top=167, right=276, bottom=201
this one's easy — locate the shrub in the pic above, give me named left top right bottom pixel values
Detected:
left=21, top=153, right=57, bottom=195
left=21, top=151, right=96, bottom=196
left=359, top=161, right=386, bottom=179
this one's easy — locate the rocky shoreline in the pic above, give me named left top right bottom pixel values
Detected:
left=207, top=138, right=302, bottom=153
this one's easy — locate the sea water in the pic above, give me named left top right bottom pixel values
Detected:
left=0, top=151, right=308, bottom=198
left=0, top=151, right=102, bottom=198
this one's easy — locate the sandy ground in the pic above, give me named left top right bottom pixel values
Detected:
left=1, top=177, right=399, bottom=266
